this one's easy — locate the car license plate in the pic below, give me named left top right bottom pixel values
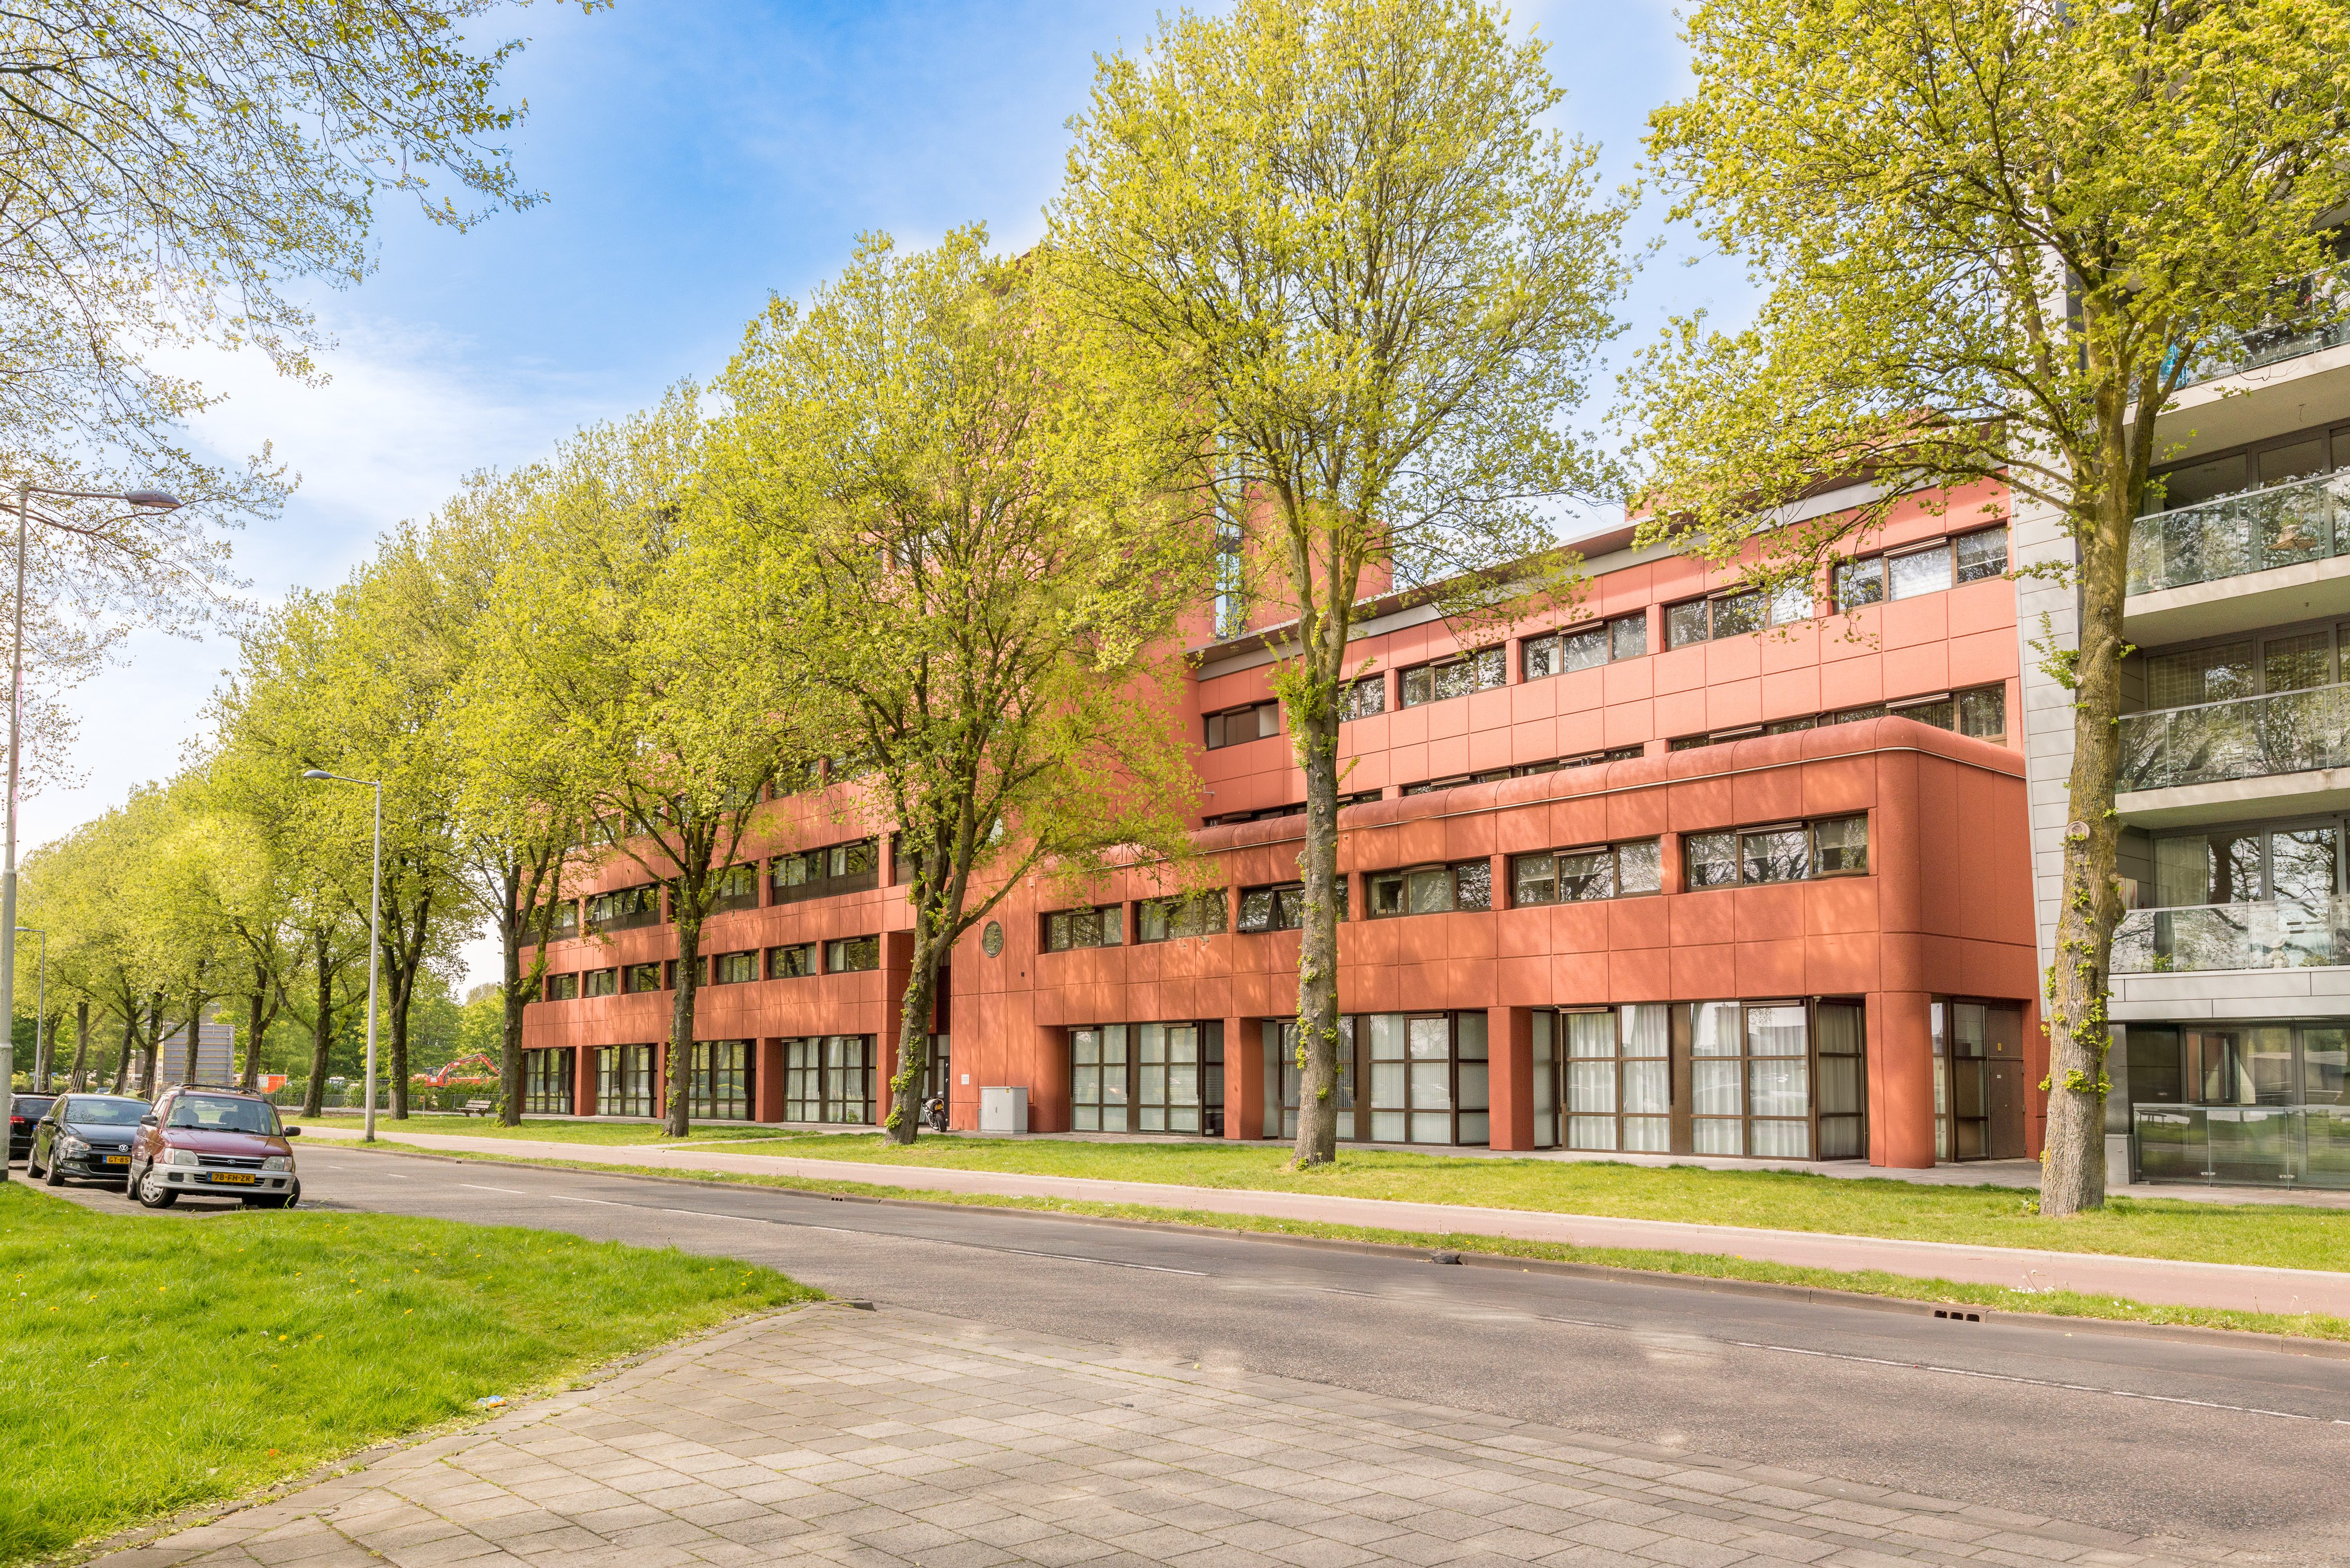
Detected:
left=207, top=1172, right=257, bottom=1185
left=103, top=1155, right=128, bottom=1165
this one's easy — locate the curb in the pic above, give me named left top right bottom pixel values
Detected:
left=314, top=1137, right=2350, bottom=1362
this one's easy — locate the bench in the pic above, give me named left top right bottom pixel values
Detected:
left=459, top=1099, right=495, bottom=1117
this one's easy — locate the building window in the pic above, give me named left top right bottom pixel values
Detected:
left=1366, top=1012, right=1489, bottom=1145
left=597, top=1044, right=654, bottom=1118
left=1043, top=904, right=1124, bottom=951
left=1237, top=882, right=1310, bottom=932
left=711, top=951, right=757, bottom=985
left=1401, top=749, right=1640, bottom=797
left=1835, top=527, right=2009, bottom=612
left=1684, top=816, right=1868, bottom=889
left=1511, top=840, right=1663, bottom=905
left=826, top=935, right=882, bottom=973
left=582, top=968, right=618, bottom=998
left=769, top=942, right=817, bottom=979
left=1137, top=891, right=1227, bottom=942
left=622, top=962, right=664, bottom=994
left=1400, top=647, right=1505, bottom=706
left=1693, top=1000, right=1814, bottom=1158
left=771, top=839, right=880, bottom=905
left=688, top=1040, right=751, bottom=1121
left=710, top=864, right=760, bottom=913
left=540, top=972, right=579, bottom=1003
left=1204, top=700, right=1279, bottom=749
left=522, top=1048, right=574, bottom=1115
left=1667, top=579, right=1815, bottom=648
left=784, top=1035, right=873, bottom=1123
left=1342, top=675, right=1387, bottom=720
left=585, top=886, right=661, bottom=933
left=538, top=900, right=579, bottom=942
left=924, top=1034, right=953, bottom=1104
left=1670, top=685, right=2005, bottom=750
left=1560, top=1006, right=1670, bottom=1152
left=1366, top=859, right=1493, bottom=917
left=1267, top=1017, right=1358, bottom=1140
left=1522, top=613, right=1646, bottom=679
left=1071, top=1022, right=1225, bottom=1134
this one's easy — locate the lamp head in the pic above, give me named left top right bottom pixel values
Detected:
left=123, top=490, right=182, bottom=512
left=300, top=769, right=332, bottom=781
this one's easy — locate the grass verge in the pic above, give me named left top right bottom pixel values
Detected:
left=291, top=1113, right=800, bottom=1147
left=304, top=1122, right=2350, bottom=1275
left=0, top=1183, right=814, bottom=1567
left=344, top=1137, right=2350, bottom=1343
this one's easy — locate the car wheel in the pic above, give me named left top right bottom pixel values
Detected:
left=41, top=1151, right=64, bottom=1187
left=135, top=1165, right=179, bottom=1209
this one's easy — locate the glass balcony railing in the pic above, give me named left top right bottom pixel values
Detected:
left=2111, top=898, right=2349, bottom=973
left=2133, top=1102, right=2350, bottom=1187
left=2118, top=682, right=2350, bottom=792
left=2168, top=263, right=2350, bottom=389
left=2127, top=469, right=2350, bottom=595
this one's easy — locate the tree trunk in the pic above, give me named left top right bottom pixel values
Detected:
left=180, top=998, right=204, bottom=1086
left=110, top=1010, right=135, bottom=1092
left=139, top=993, right=161, bottom=1095
left=2041, top=452, right=2133, bottom=1217
left=885, top=929, right=942, bottom=1145
left=500, top=902, right=526, bottom=1127
left=1292, top=679, right=1344, bottom=1169
left=302, top=930, right=334, bottom=1117
left=242, top=968, right=269, bottom=1091
left=67, top=1001, right=89, bottom=1091
left=666, top=914, right=702, bottom=1137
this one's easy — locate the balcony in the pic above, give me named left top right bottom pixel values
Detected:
left=2133, top=1102, right=2350, bottom=1187
left=2111, top=898, right=2348, bottom=974
left=2126, top=469, right=2350, bottom=596
left=2170, top=264, right=2350, bottom=390
left=2118, top=683, right=2350, bottom=793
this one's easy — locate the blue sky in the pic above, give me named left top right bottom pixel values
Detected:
left=42, top=0, right=1746, bottom=977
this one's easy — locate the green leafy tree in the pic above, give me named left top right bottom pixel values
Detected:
left=1624, top=0, right=2350, bottom=1213
left=713, top=227, right=1206, bottom=1144
left=495, top=393, right=812, bottom=1138
left=1049, top=0, right=1632, bottom=1166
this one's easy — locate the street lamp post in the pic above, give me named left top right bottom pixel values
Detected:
left=2, top=481, right=180, bottom=1185
left=302, top=770, right=381, bottom=1142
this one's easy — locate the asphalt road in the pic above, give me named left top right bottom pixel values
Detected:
left=27, top=1146, right=2350, bottom=1559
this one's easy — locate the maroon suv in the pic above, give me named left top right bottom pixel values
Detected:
left=127, top=1086, right=301, bottom=1209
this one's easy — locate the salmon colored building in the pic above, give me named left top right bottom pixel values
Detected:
left=519, top=488, right=2045, bottom=1170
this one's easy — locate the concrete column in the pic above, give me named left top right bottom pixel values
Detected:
left=755, top=1038, right=784, bottom=1123
left=1486, top=1005, right=1535, bottom=1151
left=1225, top=1014, right=1261, bottom=1140
left=572, top=1044, right=596, bottom=1118
left=1870, top=989, right=1935, bottom=1169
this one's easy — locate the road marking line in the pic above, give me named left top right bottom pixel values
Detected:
left=1730, top=1339, right=2348, bottom=1424
left=457, top=1184, right=527, bottom=1195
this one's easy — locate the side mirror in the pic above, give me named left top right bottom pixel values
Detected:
left=138, top=1114, right=158, bottom=1128
left=281, top=1125, right=301, bottom=1137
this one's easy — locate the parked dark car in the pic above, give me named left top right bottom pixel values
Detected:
left=8, top=1092, right=56, bottom=1161
left=25, top=1094, right=145, bottom=1185
left=124, top=1085, right=301, bottom=1209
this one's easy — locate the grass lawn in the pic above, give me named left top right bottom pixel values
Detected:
left=291, top=1113, right=797, bottom=1147
left=342, top=1122, right=2350, bottom=1275
left=0, top=1184, right=814, bottom=1568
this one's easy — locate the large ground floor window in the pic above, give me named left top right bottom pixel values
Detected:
left=1933, top=1001, right=2027, bottom=1161
left=597, top=1044, right=654, bottom=1118
left=2124, top=1020, right=2350, bottom=1186
left=522, top=1047, right=574, bottom=1115
left=784, top=1035, right=874, bottom=1124
left=1070, top=1022, right=1225, bottom=1134
left=689, top=1040, right=752, bottom=1121
left=1264, top=1013, right=1489, bottom=1146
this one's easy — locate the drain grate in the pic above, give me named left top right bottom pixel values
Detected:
left=1933, top=1308, right=1983, bottom=1323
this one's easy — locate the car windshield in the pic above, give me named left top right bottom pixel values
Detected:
left=65, top=1099, right=147, bottom=1126
left=163, top=1094, right=278, bottom=1135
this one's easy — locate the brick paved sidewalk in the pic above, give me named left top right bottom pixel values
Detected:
left=90, top=1303, right=2278, bottom=1568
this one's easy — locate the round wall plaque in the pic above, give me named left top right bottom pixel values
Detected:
left=981, top=920, right=1005, bottom=957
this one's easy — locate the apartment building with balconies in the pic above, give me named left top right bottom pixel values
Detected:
left=515, top=489, right=2041, bottom=1174
left=2018, top=280, right=2350, bottom=1192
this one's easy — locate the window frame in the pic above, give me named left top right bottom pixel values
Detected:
left=1137, top=890, right=1228, bottom=942
left=1832, top=525, right=2011, bottom=612
left=686, top=1039, right=753, bottom=1121
left=1341, top=675, right=1388, bottom=721
left=1071, top=1021, right=1227, bottom=1135
left=1365, top=859, right=1494, bottom=918
left=768, top=942, right=818, bottom=979
left=584, top=885, right=662, bottom=934
left=1203, top=699, right=1280, bottom=750
left=1042, top=903, right=1126, bottom=952
left=1683, top=816, right=1870, bottom=889
left=770, top=838, right=880, bottom=905
left=1510, top=839, right=1664, bottom=907
left=1236, top=881, right=1312, bottom=933
left=1397, top=646, right=1506, bottom=708
left=1521, top=613, right=1647, bottom=680
left=540, top=972, right=579, bottom=1003
left=825, top=934, right=882, bottom=973
left=521, top=1047, right=574, bottom=1115
left=621, top=962, right=664, bottom=995
left=581, top=968, right=618, bottom=998
left=709, top=950, right=758, bottom=985
left=782, top=1034, right=875, bottom=1124
left=709, top=863, right=761, bottom=913
left=595, top=1043, right=654, bottom=1117
left=1664, top=584, right=1816, bottom=650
